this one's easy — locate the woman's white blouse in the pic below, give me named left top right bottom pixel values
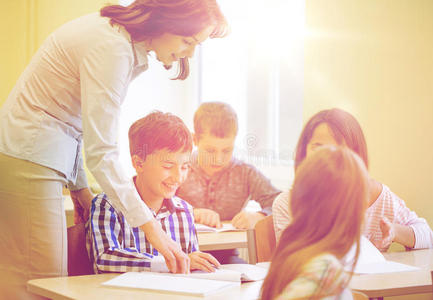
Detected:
left=0, top=13, right=152, bottom=227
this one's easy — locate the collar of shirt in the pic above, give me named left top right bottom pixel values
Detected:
left=190, top=151, right=236, bottom=181
left=132, top=176, right=185, bottom=219
left=115, top=23, right=148, bottom=71
left=152, top=197, right=186, bottom=221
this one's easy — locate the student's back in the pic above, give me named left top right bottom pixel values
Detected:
left=261, top=146, right=368, bottom=300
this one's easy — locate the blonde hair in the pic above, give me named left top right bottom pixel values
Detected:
left=193, top=101, right=238, bottom=140
left=261, top=146, right=368, bottom=300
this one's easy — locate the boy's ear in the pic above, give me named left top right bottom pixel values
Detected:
left=131, top=154, right=145, bottom=171
left=192, top=132, right=199, bottom=146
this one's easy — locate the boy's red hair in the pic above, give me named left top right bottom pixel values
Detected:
left=128, top=111, right=192, bottom=160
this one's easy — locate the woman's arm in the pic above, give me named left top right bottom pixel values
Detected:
left=79, top=42, right=189, bottom=273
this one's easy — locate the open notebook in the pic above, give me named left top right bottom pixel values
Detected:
left=102, top=272, right=239, bottom=297
left=173, top=263, right=268, bottom=282
left=195, top=223, right=243, bottom=233
left=344, top=236, right=419, bottom=274
left=102, top=264, right=267, bottom=296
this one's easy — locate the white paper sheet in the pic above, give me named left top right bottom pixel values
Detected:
left=102, top=272, right=239, bottom=296
left=344, top=236, right=420, bottom=274
left=195, top=223, right=242, bottom=233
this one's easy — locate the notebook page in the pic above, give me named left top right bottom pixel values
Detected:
left=102, top=272, right=239, bottom=296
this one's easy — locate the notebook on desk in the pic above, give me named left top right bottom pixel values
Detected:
left=102, top=272, right=239, bottom=297
left=174, top=264, right=268, bottom=282
left=195, top=223, right=243, bottom=233
left=344, top=236, right=419, bottom=274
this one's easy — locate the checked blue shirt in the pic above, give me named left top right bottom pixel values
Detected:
left=86, top=193, right=198, bottom=273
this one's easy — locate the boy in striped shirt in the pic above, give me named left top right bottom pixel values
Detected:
left=86, top=111, right=220, bottom=273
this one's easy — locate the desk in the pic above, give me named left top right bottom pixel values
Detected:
left=197, top=230, right=248, bottom=251
left=65, top=196, right=248, bottom=253
left=197, top=227, right=254, bottom=263
left=28, top=274, right=263, bottom=300
left=350, top=249, right=433, bottom=298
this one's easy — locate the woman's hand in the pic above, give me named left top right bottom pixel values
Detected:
left=140, top=219, right=190, bottom=274
left=194, top=208, right=222, bottom=228
left=70, top=187, right=94, bottom=224
left=189, top=251, right=220, bottom=272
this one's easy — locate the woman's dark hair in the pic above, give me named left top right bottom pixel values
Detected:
left=101, top=0, right=228, bottom=80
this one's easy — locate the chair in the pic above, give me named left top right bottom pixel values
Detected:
left=67, top=223, right=94, bottom=276
left=351, top=290, right=369, bottom=300
left=247, top=215, right=276, bottom=264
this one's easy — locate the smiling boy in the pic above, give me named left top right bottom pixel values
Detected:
left=87, top=111, right=219, bottom=273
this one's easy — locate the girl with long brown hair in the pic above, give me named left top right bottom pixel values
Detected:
left=273, top=108, right=433, bottom=251
left=0, top=1, right=227, bottom=298
left=262, top=146, right=369, bottom=300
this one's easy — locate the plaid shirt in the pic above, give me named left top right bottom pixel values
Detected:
left=275, top=253, right=350, bottom=300
left=86, top=193, right=198, bottom=273
left=176, top=154, right=281, bottom=220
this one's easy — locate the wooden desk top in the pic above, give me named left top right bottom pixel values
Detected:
left=197, top=230, right=248, bottom=251
left=350, top=249, right=433, bottom=298
left=28, top=273, right=263, bottom=300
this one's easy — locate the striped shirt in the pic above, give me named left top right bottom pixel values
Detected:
left=176, top=154, right=281, bottom=220
left=86, top=193, right=198, bottom=273
left=272, top=184, right=433, bottom=251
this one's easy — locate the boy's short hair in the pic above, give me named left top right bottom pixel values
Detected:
left=194, top=102, right=238, bottom=139
left=129, top=111, right=192, bottom=160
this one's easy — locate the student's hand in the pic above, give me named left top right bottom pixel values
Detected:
left=378, top=217, right=396, bottom=249
left=140, top=219, right=190, bottom=274
left=189, top=251, right=220, bottom=272
left=231, top=211, right=265, bottom=229
left=194, top=208, right=222, bottom=228
left=70, top=187, right=93, bottom=224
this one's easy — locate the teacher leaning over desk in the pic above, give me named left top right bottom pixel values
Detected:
left=0, top=1, right=228, bottom=298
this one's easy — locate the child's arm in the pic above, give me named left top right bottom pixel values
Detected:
left=88, top=194, right=157, bottom=273
left=379, top=191, right=433, bottom=249
left=272, top=191, right=292, bottom=241
left=379, top=217, right=415, bottom=249
left=231, top=165, right=281, bottom=229
left=246, top=165, right=281, bottom=215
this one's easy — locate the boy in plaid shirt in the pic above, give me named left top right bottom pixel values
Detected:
left=87, top=111, right=219, bottom=273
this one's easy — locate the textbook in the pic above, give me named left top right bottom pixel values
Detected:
left=344, top=236, right=419, bottom=274
left=102, top=272, right=239, bottom=297
left=173, top=263, right=268, bottom=282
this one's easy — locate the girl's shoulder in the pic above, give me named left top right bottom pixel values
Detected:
left=276, top=253, right=349, bottom=300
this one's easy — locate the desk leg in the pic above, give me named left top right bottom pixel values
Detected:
left=247, top=229, right=257, bottom=264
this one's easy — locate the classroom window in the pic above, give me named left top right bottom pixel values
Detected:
left=117, top=0, right=304, bottom=191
